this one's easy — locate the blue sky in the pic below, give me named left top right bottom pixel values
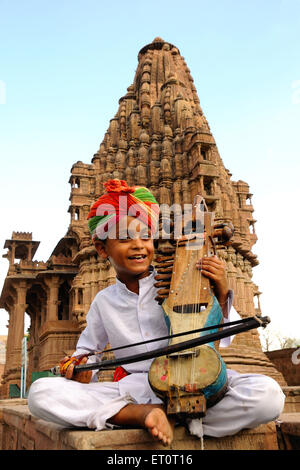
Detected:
left=0, top=0, right=299, bottom=346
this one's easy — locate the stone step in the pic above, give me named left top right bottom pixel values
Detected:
left=276, top=412, right=300, bottom=450
left=0, top=399, right=279, bottom=451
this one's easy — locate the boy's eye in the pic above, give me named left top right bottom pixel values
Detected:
left=119, top=233, right=129, bottom=239
left=117, top=229, right=152, bottom=240
left=140, top=230, right=152, bottom=239
left=119, top=234, right=131, bottom=241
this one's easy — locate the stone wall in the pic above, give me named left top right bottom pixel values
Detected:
left=266, top=348, right=300, bottom=386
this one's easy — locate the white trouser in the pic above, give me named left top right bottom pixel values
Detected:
left=28, top=369, right=285, bottom=438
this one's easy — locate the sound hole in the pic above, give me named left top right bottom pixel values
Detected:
left=173, top=303, right=208, bottom=313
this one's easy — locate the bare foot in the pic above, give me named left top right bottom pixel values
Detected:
left=144, top=407, right=174, bottom=447
left=107, top=403, right=174, bottom=446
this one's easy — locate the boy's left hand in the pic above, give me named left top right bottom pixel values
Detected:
left=196, top=255, right=229, bottom=305
left=59, top=354, right=92, bottom=383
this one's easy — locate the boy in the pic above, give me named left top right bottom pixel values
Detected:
left=28, top=180, right=285, bottom=447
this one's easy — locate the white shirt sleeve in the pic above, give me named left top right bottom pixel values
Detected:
left=219, top=290, right=241, bottom=348
left=73, top=298, right=109, bottom=382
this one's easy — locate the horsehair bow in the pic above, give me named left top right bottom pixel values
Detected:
left=50, top=315, right=270, bottom=375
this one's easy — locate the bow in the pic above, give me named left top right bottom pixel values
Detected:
left=51, top=315, right=270, bottom=375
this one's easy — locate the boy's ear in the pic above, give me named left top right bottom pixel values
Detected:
left=94, top=241, right=109, bottom=259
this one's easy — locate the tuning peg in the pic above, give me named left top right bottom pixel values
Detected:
left=155, top=293, right=169, bottom=304
left=154, top=281, right=171, bottom=288
left=154, top=273, right=172, bottom=281
left=213, top=222, right=234, bottom=245
left=155, top=255, right=174, bottom=262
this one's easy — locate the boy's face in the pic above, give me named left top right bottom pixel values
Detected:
left=94, top=216, right=154, bottom=280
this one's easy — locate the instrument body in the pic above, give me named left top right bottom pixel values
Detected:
left=149, top=198, right=230, bottom=419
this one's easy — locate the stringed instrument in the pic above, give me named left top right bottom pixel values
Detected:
left=149, top=196, right=234, bottom=420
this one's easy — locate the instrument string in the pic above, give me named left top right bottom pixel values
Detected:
left=168, top=199, right=212, bottom=407
left=191, top=225, right=203, bottom=389
left=189, top=203, right=202, bottom=390
left=178, top=237, right=184, bottom=389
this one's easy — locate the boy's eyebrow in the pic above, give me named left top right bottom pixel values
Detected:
left=118, top=230, right=130, bottom=238
left=140, top=231, right=152, bottom=238
left=116, top=230, right=152, bottom=239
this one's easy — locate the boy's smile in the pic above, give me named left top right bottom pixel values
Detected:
left=127, top=253, right=148, bottom=262
left=94, top=216, right=154, bottom=292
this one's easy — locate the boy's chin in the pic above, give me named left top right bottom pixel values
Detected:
left=126, top=263, right=151, bottom=276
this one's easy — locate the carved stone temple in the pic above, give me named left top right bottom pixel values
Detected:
left=0, top=37, right=285, bottom=398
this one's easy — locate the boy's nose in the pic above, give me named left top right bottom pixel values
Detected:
left=131, top=236, right=144, bottom=247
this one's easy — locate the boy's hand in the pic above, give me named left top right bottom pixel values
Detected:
left=196, top=255, right=229, bottom=305
left=59, top=355, right=92, bottom=383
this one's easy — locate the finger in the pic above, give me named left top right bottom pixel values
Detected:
left=72, top=356, right=90, bottom=382
left=197, top=263, right=220, bottom=276
left=61, top=355, right=71, bottom=362
left=200, top=268, right=218, bottom=280
left=65, top=362, right=75, bottom=380
left=197, top=257, right=223, bottom=268
left=197, top=262, right=225, bottom=277
left=81, top=370, right=90, bottom=383
left=74, top=374, right=87, bottom=383
left=87, top=371, right=92, bottom=382
left=74, top=368, right=92, bottom=384
left=198, top=255, right=220, bottom=262
left=79, top=371, right=92, bottom=384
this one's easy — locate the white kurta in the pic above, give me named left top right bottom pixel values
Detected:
left=28, top=269, right=285, bottom=438
left=74, top=268, right=238, bottom=379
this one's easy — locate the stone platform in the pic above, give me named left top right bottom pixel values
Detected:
left=281, top=387, right=300, bottom=413
left=276, top=413, right=300, bottom=450
left=0, top=399, right=281, bottom=451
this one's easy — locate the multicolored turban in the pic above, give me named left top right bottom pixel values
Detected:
left=87, top=179, right=160, bottom=241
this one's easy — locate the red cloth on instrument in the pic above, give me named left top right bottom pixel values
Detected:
left=112, top=366, right=129, bottom=382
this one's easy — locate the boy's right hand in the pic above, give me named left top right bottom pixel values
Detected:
left=59, top=355, right=92, bottom=383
